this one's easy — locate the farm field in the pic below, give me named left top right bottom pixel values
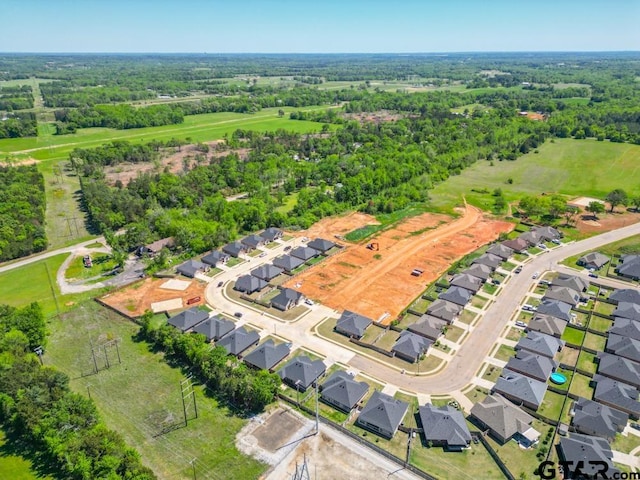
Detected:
left=286, top=205, right=513, bottom=322
left=45, top=301, right=266, bottom=480
left=429, top=139, right=640, bottom=212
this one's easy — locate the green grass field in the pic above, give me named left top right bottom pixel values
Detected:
left=428, top=139, right=640, bottom=212
left=45, top=301, right=266, bottom=480
left=0, top=431, right=55, bottom=480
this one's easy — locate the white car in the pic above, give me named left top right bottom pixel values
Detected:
left=304, top=299, right=314, bottom=306
left=259, top=252, right=267, bottom=258
left=532, top=272, right=539, bottom=279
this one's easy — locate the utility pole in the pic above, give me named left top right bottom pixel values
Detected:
left=89, top=338, right=99, bottom=374
left=314, top=381, right=319, bottom=435
left=44, top=262, right=60, bottom=316
left=189, top=458, right=196, bottom=480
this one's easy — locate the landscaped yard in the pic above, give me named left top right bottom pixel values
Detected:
left=65, top=253, right=118, bottom=281
left=482, top=283, right=498, bottom=295
left=46, top=301, right=266, bottom=480
left=577, top=351, right=597, bottom=374
left=561, top=326, right=586, bottom=346
left=374, top=330, right=401, bottom=351
left=411, top=297, right=431, bottom=313
left=594, top=302, right=616, bottom=316
left=557, top=346, right=579, bottom=367
left=569, top=373, right=595, bottom=399
left=410, top=442, right=504, bottom=480
left=506, top=327, right=525, bottom=342
left=548, top=367, right=573, bottom=392
left=464, top=386, right=490, bottom=404
left=444, top=325, right=465, bottom=343
left=588, top=315, right=612, bottom=333
left=538, top=390, right=567, bottom=422
left=458, top=309, right=477, bottom=325
left=482, top=365, right=502, bottom=382
left=494, top=344, right=515, bottom=362
left=583, top=332, right=606, bottom=352
left=226, top=257, right=245, bottom=267
left=471, top=295, right=489, bottom=309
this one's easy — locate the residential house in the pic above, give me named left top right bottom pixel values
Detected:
left=271, top=288, right=304, bottom=311
left=217, top=327, right=260, bottom=357
left=450, top=273, right=483, bottom=293
left=168, top=308, right=209, bottom=332
left=192, top=315, right=234, bottom=342
left=250, top=264, right=284, bottom=281
left=596, top=352, right=640, bottom=388
left=519, top=231, right=542, bottom=247
left=592, top=375, right=640, bottom=419
left=201, top=250, right=230, bottom=267
left=137, top=237, right=175, bottom=257
left=426, top=299, right=462, bottom=323
left=438, top=286, right=473, bottom=306
left=551, top=274, right=589, bottom=293
left=290, top=246, right=319, bottom=261
left=418, top=404, right=471, bottom=451
left=176, top=259, right=209, bottom=278
left=278, top=355, right=326, bottom=391
left=501, top=238, right=529, bottom=254
left=462, top=263, right=493, bottom=281
left=532, top=226, right=561, bottom=241
left=487, top=243, right=514, bottom=260
left=307, top=238, right=335, bottom=253
left=261, top=227, right=283, bottom=243
left=612, top=302, right=640, bottom=322
left=609, top=289, right=640, bottom=305
left=356, top=391, right=408, bottom=439
left=408, top=315, right=447, bottom=341
left=222, top=241, right=247, bottom=258
left=516, top=331, right=564, bottom=358
left=243, top=339, right=291, bottom=371
left=616, top=254, right=640, bottom=281
left=504, top=351, right=557, bottom=382
left=577, top=252, right=611, bottom=270
left=391, top=331, right=432, bottom=363
left=335, top=310, right=373, bottom=339
left=472, top=253, right=502, bottom=270
left=608, top=317, right=640, bottom=342
left=558, top=434, right=618, bottom=479
left=241, top=234, right=266, bottom=250
left=543, top=286, right=581, bottom=307
left=606, top=334, right=640, bottom=363
left=234, top=275, right=268, bottom=294
left=272, top=254, right=305, bottom=272
left=571, top=398, right=628, bottom=440
left=320, top=371, right=369, bottom=413
left=526, top=314, right=567, bottom=338
left=493, top=372, right=547, bottom=410
left=470, top=394, right=540, bottom=446
left=536, top=299, right=573, bottom=322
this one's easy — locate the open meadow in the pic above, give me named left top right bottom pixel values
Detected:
left=429, top=138, right=640, bottom=212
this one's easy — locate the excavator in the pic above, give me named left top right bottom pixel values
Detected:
left=366, top=242, right=379, bottom=251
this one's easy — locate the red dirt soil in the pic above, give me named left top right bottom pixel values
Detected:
left=295, top=211, right=380, bottom=239
left=285, top=206, right=514, bottom=324
left=100, top=277, right=206, bottom=317
left=575, top=210, right=640, bottom=235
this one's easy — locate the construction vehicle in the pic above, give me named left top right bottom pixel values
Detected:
left=366, top=242, right=379, bottom=251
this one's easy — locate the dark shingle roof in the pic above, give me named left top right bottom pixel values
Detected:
left=462, top=263, right=492, bottom=281
left=168, top=308, right=209, bottom=332
left=612, top=302, right=640, bottom=322
left=438, top=286, right=473, bottom=306
left=578, top=252, right=610, bottom=269
left=516, top=331, right=564, bottom=358
left=250, top=264, right=284, bottom=281
left=487, top=243, right=514, bottom=260
left=494, top=372, right=547, bottom=410
left=617, top=255, right=640, bottom=279
left=271, top=288, right=303, bottom=310
left=278, top=355, right=326, bottom=390
left=391, top=331, right=432, bottom=362
left=597, top=352, right=640, bottom=388
left=419, top=404, right=471, bottom=448
left=504, top=352, right=557, bottom=382
left=609, top=317, right=640, bottom=342
left=307, top=238, right=335, bottom=252
left=450, top=273, right=483, bottom=293
left=241, top=234, right=265, bottom=249
left=551, top=274, right=589, bottom=293
left=426, top=299, right=462, bottom=322
left=357, top=391, right=408, bottom=437
left=176, top=259, right=208, bottom=278
left=558, top=434, right=617, bottom=478
left=532, top=226, right=561, bottom=241
left=243, top=339, right=290, bottom=370
left=201, top=250, right=229, bottom=266
left=572, top=397, right=628, bottom=439
left=217, top=327, right=260, bottom=356
left=606, top=334, right=640, bottom=363
left=261, top=227, right=283, bottom=241
left=320, top=371, right=369, bottom=412
left=472, top=253, right=502, bottom=269
left=609, top=289, right=640, bottom=305
left=519, top=231, right=541, bottom=246
left=470, top=394, right=535, bottom=442
left=527, top=313, right=567, bottom=338
left=501, top=238, right=529, bottom=253
left=272, top=254, right=305, bottom=271
left=408, top=315, right=447, bottom=341
left=192, top=315, right=234, bottom=341
left=222, top=241, right=245, bottom=257
left=544, top=286, right=581, bottom=307
left=234, top=275, right=268, bottom=294
left=336, top=310, right=373, bottom=338
left=290, top=246, right=319, bottom=261
left=593, top=375, right=640, bottom=418
left=536, top=299, right=573, bottom=322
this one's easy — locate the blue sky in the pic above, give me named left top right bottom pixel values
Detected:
left=3, top=0, right=639, bottom=53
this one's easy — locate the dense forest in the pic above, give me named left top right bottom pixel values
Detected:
left=0, top=85, right=34, bottom=110
left=0, top=165, right=47, bottom=261
left=0, top=303, right=156, bottom=479
left=0, top=111, right=37, bottom=138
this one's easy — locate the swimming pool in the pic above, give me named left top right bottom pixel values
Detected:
left=550, top=372, right=567, bottom=385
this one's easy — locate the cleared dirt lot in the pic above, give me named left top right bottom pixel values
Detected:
left=285, top=206, right=513, bottom=323
left=100, top=277, right=206, bottom=316
left=296, top=211, right=380, bottom=239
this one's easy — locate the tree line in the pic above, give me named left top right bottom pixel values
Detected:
left=0, top=85, right=34, bottom=110
left=0, top=165, right=47, bottom=261
left=0, top=303, right=156, bottom=480
left=0, top=111, right=37, bottom=138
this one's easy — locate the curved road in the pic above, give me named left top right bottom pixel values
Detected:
left=206, top=221, right=640, bottom=396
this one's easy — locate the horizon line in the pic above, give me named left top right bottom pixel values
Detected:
left=1, top=50, right=640, bottom=55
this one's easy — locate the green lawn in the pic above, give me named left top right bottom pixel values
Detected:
left=561, top=326, right=586, bottom=346
left=274, top=192, right=299, bottom=214
left=0, top=430, right=55, bottom=480
left=538, top=390, right=567, bottom=422
left=45, top=301, right=266, bottom=480
left=444, top=325, right=465, bottom=343
left=494, top=344, right=515, bottom=362
left=458, top=309, right=477, bottom=325
left=594, top=302, right=615, bottom=316
left=557, top=346, right=579, bottom=367
left=583, top=332, right=606, bottom=352
left=410, top=442, right=504, bottom=480
left=482, top=365, right=502, bottom=382
left=65, top=253, right=118, bottom=281
left=588, top=315, right=612, bottom=334
left=577, top=351, right=598, bottom=374
left=428, top=138, right=640, bottom=211
left=343, top=203, right=431, bottom=242
left=569, top=373, right=595, bottom=399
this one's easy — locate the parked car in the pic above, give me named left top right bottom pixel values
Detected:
left=259, top=252, right=267, bottom=258
left=537, top=244, right=548, bottom=250
left=522, top=304, right=537, bottom=312
left=284, top=246, right=292, bottom=251
left=234, top=312, right=243, bottom=318
left=304, top=299, right=314, bottom=306
left=515, top=266, right=523, bottom=274
left=588, top=272, right=598, bottom=278
left=551, top=239, right=561, bottom=245
left=217, top=281, right=224, bottom=287
left=532, top=271, right=539, bottom=279
left=515, top=321, right=527, bottom=328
